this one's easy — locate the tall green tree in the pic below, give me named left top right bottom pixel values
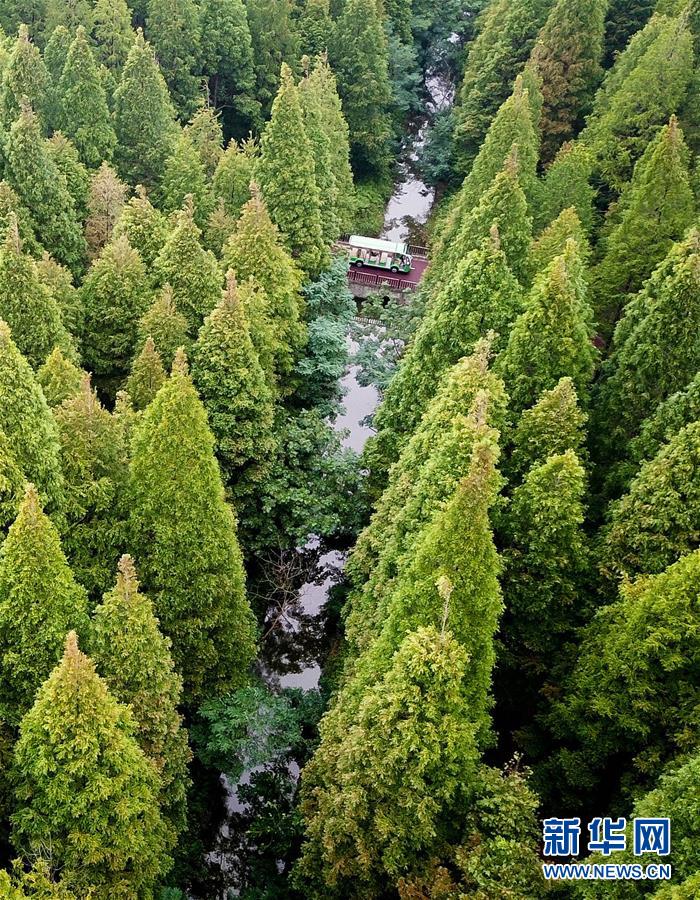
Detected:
left=92, top=0, right=134, bottom=77
left=43, top=24, right=71, bottom=84
left=126, top=336, right=166, bottom=410
left=221, top=187, right=305, bottom=385
left=591, top=116, right=695, bottom=331
left=145, top=0, right=201, bottom=117
left=0, top=321, right=63, bottom=515
left=4, top=103, right=86, bottom=274
left=11, top=632, right=171, bottom=898
left=498, top=239, right=597, bottom=416
left=85, top=163, right=128, bottom=259
left=153, top=198, right=222, bottom=333
left=185, top=105, right=223, bottom=178
left=0, top=428, right=24, bottom=535
left=0, top=217, right=72, bottom=370
left=528, top=0, right=608, bottom=162
left=113, top=29, right=178, bottom=187
left=529, top=206, right=589, bottom=279
left=137, top=283, right=191, bottom=368
left=90, top=554, right=191, bottom=847
left=191, top=272, right=276, bottom=512
left=46, top=132, right=90, bottom=223
left=57, top=26, right=116, bottom=167
left=158, top=130, right=214, bottom=229
left=536, top=140, right=596, bottom=234
left=453, top=0, right=552, bottom=169
left=244, top=0, right=299, bottom=119
left=258, top=63, right=328, bottom=276
left=80, top=234, right=152, bottom=393
left=54, top=378, right=130, bottom=600
left=36, top=252, right=82, bottom=336
left=629, top=369, right=700, bottom=468
left=36, top=347, right=84, bottom=408
left=0, top=485, right=89, bottom=727
left=128, top=351, right=257, bottom=703
left=212, top=136, right=257, bottom=221
left=0, top=23, right=49, bottom=130
left=299, top=61, right=339, bottom=246
left=328, top=0, right=393, bottom=175
left=112, top=185, right=170, bottom=268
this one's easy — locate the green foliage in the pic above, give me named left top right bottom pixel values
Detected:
left=0, top=24, right=49, bottom=130
left=158, top=130, right=215, bottom=230
left=46, top=132, right=90, bottom=223
left=0, top=485, right=89, bottom=727
left=453, top=0, right=552, bottom=169
left=85, top=163, right=128, bottom=259
left=153, top=199, right=221, bottom=334
left=0, top=860, right=78, bottom=897
left=592, top=116, right=695, bottom=332
left=126, top=335, right=166, bottom=410
left=36, top=253, right=82, bottom=336
left=36, top=347, right=84, bottom=407
left=0, top=218, right=72, bottom=369
left=297, top=627, right=480, bottom=897
left=4, top=103, right=86, bottom=274
left=299, top=62, right=339, bottom=246
left=81, top=234, right=152, bottom=389
left=530, top=205, right=590, bottom=278
left=529, top=0, right=607, bottom=162
left=137, top=283, right=191, bottom=368
left=0, top=321, right=64, bottom=515
left=629, top=370, right=700, bottom=467
left=221, top=188, right=306, bottom=386
left=212, top=137, right=257, bottom=221
left=128, top=352, right=257, bottom=703
left=112, top=185, right=170, bottom=268
left=11, top=632, right=171, bottom=898
left=185, top=105, right=223, bottom=178
left=54, top=377, right=130, bottom=600
left=536, top=140, right=596, bottom=234
left=90, top=554, right=191, bottom=846
left=552, top=549, right=700, bottom=797
left=245, top=0, right=299, bottom=120
left=92, top=0, right=134, bottom=76
left=297, top=0, right=331, bottom=56
left=145, top=0, right=201, bottom=117
left=0, top=180, right=41, bottom=256
left=57, top=26, right=116, bottom=167
left=329, top=0, right=393, bottom=176
left=191, top=273, right=276, bottom=515
left=0, top=427, right=24, bottom=534
left=498, top=239, right=597, bottom=417
left=113, top=29, right=178, bottom=187
left=42, top=23, right=72, bottom=84
left=259, top=63, right=328, bottom=276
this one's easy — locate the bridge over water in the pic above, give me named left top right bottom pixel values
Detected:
left=335, top=239, right=430, bottom=302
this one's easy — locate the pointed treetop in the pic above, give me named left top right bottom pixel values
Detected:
left=21, top=482, right=40, bottom=519
left=489, top=222, right=501, bottom=250
left=171, top=346, right=189, bottom=376
left=223, top=269, right=240, bottom=303
left=117, top=553, right=139, bottom=601
left=64, top=629, right=79, bottom=660
left=4, top=213, right=21, bottom=255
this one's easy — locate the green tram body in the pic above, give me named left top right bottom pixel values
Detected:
left=347, top=234, right=413, bottom=274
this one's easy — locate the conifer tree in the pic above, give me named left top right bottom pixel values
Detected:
left=126, top=335, right=166, bottom=410
left=529, top=0, right=607, bottom=162
left=90, top=555, right=191, bottom=844
left=92, top=0, right=134, bottom=77
left=498, top=239, right=597, bottom=416
left=298, top=628, right=479, bottom=896
left=245, top=0, right=299, bottom=119
left=328, top=0, right=392, bottom=174
left=137, top=283, right=191, bottom=368
left=630, top=370, right=700, bottom=468
left=113, top=29, right=178, bottom=187
left=258, top=63, right=328, bottom=276
left=36, top=253, right=82, bottom=337
left=43, top=24, right=72, bottom=84
left=85, top=163, right=128, bottom=259
left=11, top=632, right=170, bottom=897
left=128, top=351, right=257, bottom=702
left=584, top=11, right=693, bottom=194
left=0, top=24, right=49, bottom=130
left=601, top=420, right=700, bottom=583
left=529, top=206, right=589, bottom=278
left=199, top=0, right=258, bottom=130
left=185, top=105, right=223, bottom=178
left=0, top=218, right=73, bottom=370
left=145, top=0, right=202, bottom=117
left=45, top=0, right=94, bottom=34
left=0, top=860, right=78, bottom=897
left=153, top=198, right=221, bottom=333
left=0, top=322, right=63, bottom=514
left=57, top=26, right=116, bottom=167
left=212, top=137, right=257, bottom=220
left=536, top=140, right=595, bottom=234
left=221, top=188, right=305, bottom=383
left=158, top=130, right=214, bottom=230
left=0, top=428, right=24, bottom=534
left=592, top=116, right=695, bottom=331
left=0, top=180, right=39, bottom=256
left=509, top=376, right=587, bottom=481
left=299, top=61, right=338, bottom=246
left=112, top=185, right=170, bottom=268
left=81, top=234, right=152, bottom=392
left=368, top=237, right=522, bottom=481
left=4, top=103, right=86, bottom=274
left=37, top=347, right=84, bottom=408
left=594, top=229, right=700, bottom=464
left=0, top=485, right=89, bottom=727
left=204, top=197, right=236, bottom=256
left=297, top=0, right=331, bottom=56
left=552, top=549, right=700, bottom=796
left=453, top=0, right=552, bottom=169
left=46, top=132, right=90, bottom=223
left=54, top=377, right=130, bottom=600
left=191, top=272, right=276, bottom=508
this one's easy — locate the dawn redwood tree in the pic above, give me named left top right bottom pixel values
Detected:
left=128, top=351, right=257, bottom=703
left=258, top=63, right=328, bottom=277
left=92, top=0, right=134, bottom=77
left=529, top=206, right=589, bottom=280
left=0, top=24, right=50, bottom=131
left=0, top=321, right=64, bottom=515
left=299, top=62, right=338, bottom=246
left=112, top=185, right=170, bottom=268
left=185, top=106, right=223, bottom=178
left=158, top=131, right=214, bottom=230
left=212, top=137, right=257, bottom=221
left=536, top=140, right=595, bottom=234
left=136, top=284, right=191, bottom=368
left=90, top=554, right=191, bottom=847
left=145, top=0, right=202, bottom=117
left=11, top=632, right=171, bottom=898
left=36, top=253, right=82, bottom=336
left=126, top=336, right=166, bottom=411
left=46, top=132, right=90, bottom=223
left=36, top=347, right=84, bottom=408
left=0, top=485, right=89, bottom=728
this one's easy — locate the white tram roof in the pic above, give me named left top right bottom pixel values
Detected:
left=349, top=235, right=410, bottom=255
